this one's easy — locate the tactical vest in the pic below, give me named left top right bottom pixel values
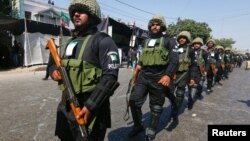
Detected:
left=139, top=37, right=169, bottom=66
left=220, top=54, right=225, bottom=65
left=178, top=46, right=191, bottom=72
left=224, top=54, right=231, bottom=64
left=59, top=35, right=102, bottom=94
left=207, top=49, right=216, bottom=64
left=195, top=49, right=205, bottom=67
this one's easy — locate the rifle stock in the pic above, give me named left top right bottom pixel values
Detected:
left=46, top=39, right=89, bottom=139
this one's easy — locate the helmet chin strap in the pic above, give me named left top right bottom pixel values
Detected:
left=150, top=30, right=163, bottom=38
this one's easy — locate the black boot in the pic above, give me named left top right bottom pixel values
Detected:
left=167, top=116, right=179, bottom=132
left=128, top=102, right=144, bottom=137
left=196, top=85, right=203, bottom=99
left=167, top=99, right=180, bottom=131
left=146, top=105, right=162, bottom=140
left=187, top=98, right=194, bottom=110
left=188, top=86, right=197, bottom=110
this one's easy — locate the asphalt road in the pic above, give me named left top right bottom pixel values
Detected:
left=0, top=64, right=249, bottom=141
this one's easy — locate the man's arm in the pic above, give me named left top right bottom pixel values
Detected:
left=131, top=64, right=141, bottom=86
left=189, top=47, right=198, bottom=85
left=164, top=37, right=179, bottom=78
left=84, top=35, right=120, bottom=114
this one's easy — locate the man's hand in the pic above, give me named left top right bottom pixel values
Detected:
left=189, top=79, right=195, bottom=86
left=203, top=71, right=207, bottom=76
left=213, top=68, right=218, bottom=74
left=77, top=106, right=91, bottom=124
left=52, top=70, right=62, bottom=81
left=158, top=75, right=171, bottom=86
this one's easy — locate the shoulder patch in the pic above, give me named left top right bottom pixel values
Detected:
left=107, top=51, right=119, bottom=61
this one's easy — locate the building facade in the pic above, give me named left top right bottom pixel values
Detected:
left=13, top=0, right=72, bottom=28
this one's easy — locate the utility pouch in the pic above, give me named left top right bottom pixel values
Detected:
left=62, top=59, right=83, bottom=94
left=178, top=47, right=190, bottom=72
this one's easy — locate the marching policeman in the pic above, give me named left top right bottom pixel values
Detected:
left=188, top=37, right=208, bottom=109
left=50, top=0, right=120, bottom=141
left=128, top=15, right=179, bottom=140
left=205, top=39, right=218, bottom=94
left=168, top=31, right=196, bottom=126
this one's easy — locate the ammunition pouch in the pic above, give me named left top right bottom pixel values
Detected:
left=59, top=59, right=102, bottom=94
left=178, top=58, right=191, bottom=72
left=139, top=37, right=169, bottom=66
left=178, top=47, right=191, bottom=72
left=140, top=47, right=169, bottom=66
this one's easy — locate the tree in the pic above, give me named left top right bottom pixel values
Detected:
left=215, top=38, right=235, bottom=48
left=0, top=0, right=18, bottom=17
left=166, top=19, right=212, bottom=43
left=0, top=0, right=12, bottom=15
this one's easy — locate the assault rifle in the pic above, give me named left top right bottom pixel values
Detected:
left=123, top=66, right=140, bottom=121
left=123, top=78, right=132, bottom=121
left=46, top=39, right=89, bottom=140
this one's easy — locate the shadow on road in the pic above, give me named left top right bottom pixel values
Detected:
left=107, top=103, right=189, bottom=141
left=237, top=100, right=250, bottom=107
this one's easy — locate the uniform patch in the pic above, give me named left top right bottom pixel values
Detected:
left=110, top=54, right=118, bottom=61
left=211, top=52, right=215, bottom=57
left=177, top=48, right=184, bottom=53
left=148, top=39, right=157, bottom=47
left=108, top=64, right=119, bottom=69
left=65, top=41, right=78, bottom=56
left=107, top=51, right=119, bottom=61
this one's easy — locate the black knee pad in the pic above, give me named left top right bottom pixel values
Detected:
left=197, top=85, right=202, bottom=91
left=175, top=89, right=185, bottom=99
left=150, top=105, right=163, bottom=114
left=207, top=78, right=213, bottom=82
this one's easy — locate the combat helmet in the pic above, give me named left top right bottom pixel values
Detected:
left=225, top=47, right=231, bottom=51
left=69, top=0, right=101, bottom=24
left=177, top=31, right=192, bottom=43
left=206, top=39, right=216, bottom=46
left=216, top=45, right=224, bottom=51
left=192, top=37, right=203, bottom=45
left=148, top=15, right=167, bottom=31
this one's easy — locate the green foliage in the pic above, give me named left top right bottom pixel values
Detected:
left=0, top=0, right=12, bottom=15
left=0, top=0, right=18, bottom=17
left=215, top=38, right=235, bottom=48
left=167, top=19, right=212, bottom=43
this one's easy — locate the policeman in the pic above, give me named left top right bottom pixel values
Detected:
left=189, top=37, right=208, bottom=108
left=214, top=45, right=224, bottom=85
left=224, top=47, right=232, bottom=78
left=168, top=31, right=196, bottom=123
left=205, top=39, right=217, bottom=94
left=128, top=15, right=179, bottom=140
left=49, top=0, right=120, bottom=141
